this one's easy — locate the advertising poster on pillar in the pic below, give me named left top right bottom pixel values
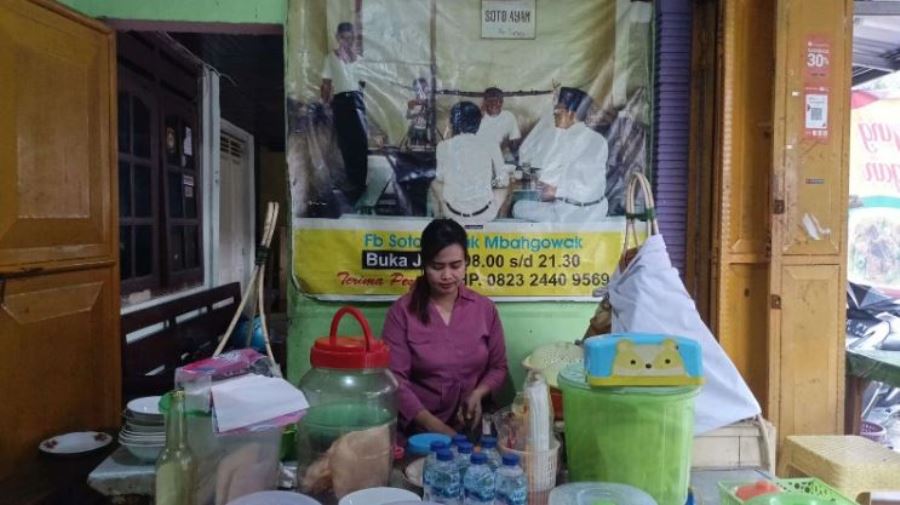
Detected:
left=286, top=0, right=653, bottom=299
left=848, top=90, right=900, bottom=296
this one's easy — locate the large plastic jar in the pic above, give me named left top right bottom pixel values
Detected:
left=557, top=363, right=698, bottom=505
left=295, top=307, right=398, bottom=501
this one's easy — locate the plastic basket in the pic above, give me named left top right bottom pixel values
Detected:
left=718, top=478, right=857, bottom=505
left=500, top=437, right=560, bottom=504
left=860, top=421, right=886, bottom=443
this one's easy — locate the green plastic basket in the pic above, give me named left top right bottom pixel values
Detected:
left=718, top=478, right=857, bottom=505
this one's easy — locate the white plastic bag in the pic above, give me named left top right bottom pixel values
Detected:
left=605, top=174, right=761, bottom=434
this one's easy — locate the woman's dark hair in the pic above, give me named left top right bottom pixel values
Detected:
left=408, top=219, right=468, bottom=324
left=449, top=101, right=482, bottom=135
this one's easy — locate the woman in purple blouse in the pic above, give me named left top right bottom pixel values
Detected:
left=382, top=219, right=509, bottom=437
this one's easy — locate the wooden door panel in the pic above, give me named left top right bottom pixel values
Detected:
left=0, top=0, right=113, bottom=268
left=719, top=0, right=774, bottom=257
left=0, top=0, right=118, bottom=482
left=776, top=0, right=850, bottom=256
left=777, top=264, right=843, bottom=438
left=0, top=266, right=120, bottom=477
left=720, top=263, right=769, bottom=414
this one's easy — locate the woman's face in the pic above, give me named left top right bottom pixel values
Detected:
left=424, top=243, right=466, bottom=297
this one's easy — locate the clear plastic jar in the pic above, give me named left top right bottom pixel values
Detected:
left=295, top=307, right=398, bottom=501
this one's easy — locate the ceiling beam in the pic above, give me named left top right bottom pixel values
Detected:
left=853, top=51, right=899, bottom=71
left=855, top=1, right=900, bottom=16
left=103, top=19, right=283, bottom=35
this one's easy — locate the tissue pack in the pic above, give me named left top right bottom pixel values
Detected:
left=583, top=333, right=703, bottom=387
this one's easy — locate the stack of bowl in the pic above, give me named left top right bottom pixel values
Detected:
left=119, top=396, right=165, bottom=461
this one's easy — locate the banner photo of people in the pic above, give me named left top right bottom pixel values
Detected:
left=287, top=0, right=653, bottom=300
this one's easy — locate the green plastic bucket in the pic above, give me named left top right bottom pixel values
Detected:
left=557, top=363, right=699, bottom=505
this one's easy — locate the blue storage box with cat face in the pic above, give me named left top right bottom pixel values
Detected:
left=583, top=333, right=704, bottom=387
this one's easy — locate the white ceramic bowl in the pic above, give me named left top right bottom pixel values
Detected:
left=123, top=413, right=163, bottom=428
left=124, top=421, right=165, bottom=433
left=126, top=396, right=163, bottom=422
left=226, top=491, right=323, bottom=505
left=119, top=431, right=165, bottom=443
left=39, top=431, right=112, bottom=455
left=119, top=440, right=163, bottom=462
left=118, top=433, right=164, bottom=446
left=338, top=487, right=421, bottom=505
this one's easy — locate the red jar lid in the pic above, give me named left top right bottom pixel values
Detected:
left=309, top=306, right=390, bottom=369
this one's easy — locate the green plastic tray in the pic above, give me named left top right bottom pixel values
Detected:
left=718, top=478, right=856, bottom=505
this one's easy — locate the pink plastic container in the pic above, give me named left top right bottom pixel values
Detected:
left=861, top=421, right=886, bottom=443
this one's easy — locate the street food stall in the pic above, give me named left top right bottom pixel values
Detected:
left=85, top=175, right=896, bottom=505
left=9, top=0, right=900, bottom=503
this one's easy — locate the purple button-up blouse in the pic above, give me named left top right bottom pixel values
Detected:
left=381, top=286, right=508, bottom=432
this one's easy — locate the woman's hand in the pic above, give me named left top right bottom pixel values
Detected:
left=415, top=409, right=457, bottom=437
left=458, top=385, right=489, bottom=431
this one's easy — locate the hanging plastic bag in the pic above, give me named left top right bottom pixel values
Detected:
left=603, top=173, right=761, bottom=434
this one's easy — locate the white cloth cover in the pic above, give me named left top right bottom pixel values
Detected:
left=211, top=374, right=309, bottom=433
left=606, top=234, right=762, bottom=434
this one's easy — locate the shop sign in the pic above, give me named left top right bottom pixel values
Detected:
left=294, top=221, right=628, bottom=299
left=481, top=0, right=536, bottom=39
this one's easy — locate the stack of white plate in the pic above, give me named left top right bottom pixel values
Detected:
left=119, top=396, right=165, bottom=461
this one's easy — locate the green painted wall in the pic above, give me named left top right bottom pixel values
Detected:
left=59, top=0, right=287, bottom=25
left=59, top=0, right=597, bottom=392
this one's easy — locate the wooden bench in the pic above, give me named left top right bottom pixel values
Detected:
left=120, top=282, right=241, bottom=403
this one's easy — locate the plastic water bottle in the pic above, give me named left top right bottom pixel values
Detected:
left=431, top=449, right=462, bottom=504
left=464, top=452, right=496, bottom=505
left=456, top=441, right=474, bottom=483
left=479, top=436, right=502, bottom=471
left=424, top=440, right=449, bottom=501
left=450, top=434, right=469, bottom=457
left=495, top=453, right=527, bottom=505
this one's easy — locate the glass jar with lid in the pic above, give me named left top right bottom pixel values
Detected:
left=295, top=307, right=398, bottom=501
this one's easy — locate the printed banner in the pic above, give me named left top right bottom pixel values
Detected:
left=294, top=219, right=626, bottom=299
left=848, top=90, right=900, bottom=295
left=287, top=0, right=653, bottom=299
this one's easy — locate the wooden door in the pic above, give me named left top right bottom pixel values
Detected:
left=768, top=0, right=852, bottom=442
left=709, top=0, right=777, bottom=413
left=0, top=0, right=119, bottom=478
left=218, top=129, right=255, bottom=289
